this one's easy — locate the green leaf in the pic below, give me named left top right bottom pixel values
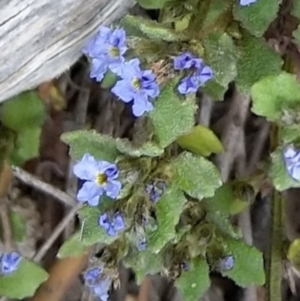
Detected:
left=221, top=238, right=265, bottom=286
left=233, top=0, right=282, bottom=37
left=293, top=25, right=300, bottom=46
left=123, top=249, right=163, bottom=284
left=78, top=206, right=120, bottom=246
left=171, top=152, right=222, bottom=199
left=61, top=130, right=119, bottom=161
left=203, top=32, right=238, bottom=90
left=58, top=232, right=87, bottom=258
left=0, top=259, right=48, bottom=298
left=148, top=187, right=187, bottom=254
left=270, top=147, right=300, bottom=191
left=236, top=34, right=283, bottom=94
left=115, top=138, right=163, bottom=158
left=176, top=257, right=210, bottom=301
left=10, top=127, right=41, bottom=166
left=150, top=82, right=196, bottom=148
left=201, top=0, right=232, bottom=29
left=204, top=184, right=248, bottom=216
left=291, top=0, right=300, bottom=18
left=122, top=15, right=188, bottom=42
left=281, top=125, right=300, bottom=143
left=0, top=91, right=46, bottom=132
left=287, top=238, right=300, bottom=270
left=136, top=0, right=172, bottom=9
left=176, top=125, right=224, bottom=156
left=251, top=72, right=300, bottom=121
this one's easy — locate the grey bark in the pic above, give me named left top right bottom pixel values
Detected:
left=0, top=0, right=135, bottom=103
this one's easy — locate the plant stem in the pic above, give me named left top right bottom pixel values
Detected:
left=266, top=191, right=283, bottom=301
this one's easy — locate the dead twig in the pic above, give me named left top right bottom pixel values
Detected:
left=12, top=166, right=76, bottom=207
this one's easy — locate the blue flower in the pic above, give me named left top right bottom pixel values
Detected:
left=136, top=237, right=147, bottom=251
left=84, top=266, right=111, bottom=301
left=173, top=52, right=202, bottom=70
left=180, top=261, right=190, bottom=271
left=111, top=58, right=160, bottom=117
left=178, top=64, right=213, bottom=95
left=240, top=0, right=257, bottom=5
left=145, top=180, right=166, bottom=202
left=98, top=212, right=125, bottom=236
left=84, top=267, right=102, bottom=287
left=73, top=154, right=122, bottom=206
left=94, top=277, right=111, bottom=301
left=83, top=26, right=127, bottom=81
left=1, top=252, right=22, bottom=275
left=283, top=144, right=300, bottom=181
left=218, top=255, right=234, bottom=271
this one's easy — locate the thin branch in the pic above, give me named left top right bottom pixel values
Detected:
left=33, top=203, right=82, bottom=263
left=12, top=166, right=76, bottom=207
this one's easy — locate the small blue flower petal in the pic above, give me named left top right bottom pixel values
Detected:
left=283, top=144, right=300, bottom=181
left=1, top=252, right=22, bottom=275
left=98, top=213, right=111, bottom=230
left=98, top=212, right=125, bottom=236
left=218, top=256, right=235, bottom=271
left=137, top=237, right=147, bottom=251
left=73, top=154, right=100, bottom=181
left=93, top=276, right=111, bottom=300
left=178, top=75, right=199, bottom=95
left=173, top=52, right=202, bottom=70
left=84, top=267, right=102, bottom=287
left=104, top=180, right=122, bottom=199
left=113, top=213, right=125, bottom=231
left=196, top=65, right=214, bottom=84
left=240, top=0, right=257, bottom=5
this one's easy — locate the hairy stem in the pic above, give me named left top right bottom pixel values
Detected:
left=266, top=191, right=283, bottom=301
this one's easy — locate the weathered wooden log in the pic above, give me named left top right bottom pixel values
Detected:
left=0, top=0, right=135, bottom=103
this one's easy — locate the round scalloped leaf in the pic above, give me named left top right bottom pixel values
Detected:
left=147, top=187, right=187, bottom=254
left=0, top=259, right=48, bottom=299
left=150, top=82, right=197, bottom=148
left=251, top=72, right=300, bottom=121
left=176, top=257, right=210, bottom=301
left=61, top=130, right=119, bottom=161
left=221, top=238, right=265, bottom=287
left=236, top=34, right=282, bottom=94
left=203, top=32, right=238, bottom=90
left=171, top=152, right=222, bottom=199
left=269, top=147, right=300, bottom=191
left=233, top=0, right=282, bottom=37
left=58, top=232, right=87, bottom=258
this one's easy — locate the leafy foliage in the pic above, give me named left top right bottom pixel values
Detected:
left=171, top=152, right=222, bottom=199
left=147, top=186, right=187, bottom=253
left=221, top=238, right=265, bottom=287
left=150, top=82, right=197, bottom=148
left=0, top=259, right=48, bottom=298
left=176, top=257, right=210, bottom=301
left=58, top=232, right=87, bottom=258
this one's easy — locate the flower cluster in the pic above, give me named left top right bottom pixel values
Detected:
left=240, top=0, right=257, bottom=5
left=0, top=252, right=22, bottom=275
left=84, top=266, right=112, bottom=301
left=73, top=154, right=122, bottom=206
left=145, top=180, right=167, bottom=202
left=173, top=52, right=213, bottom=95
left=84, top=26, right=160, bottom=117
left=283, top=144, right=300, bottom=181
left=98, top=212, right=125, bottom=236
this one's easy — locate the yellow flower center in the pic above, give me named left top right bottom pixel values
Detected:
left=132, top=77, right=141, bottom=90
left=110, top=46, right=120, bottom=57
left=96, top=173, right=107, bottom=185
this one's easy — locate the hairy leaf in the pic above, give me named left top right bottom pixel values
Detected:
left=148, top=187, right=187, bottom=253
left=221, top=238, right=265, bottom=286
left=58, top=232, right=87, bottom=258
left=0, top=259, right=48, bottom=298
left=171, top=152, right=222, bottom=199
left=61, top=130, right=119, bottom=161
left=115, top=138, right=163, bottom=157
left=233, top=0, right=282, bottom=37
left=176, top=257, right=210, bottom=301
left=236, top=34, right=282, bottom=94
left=150, top=82, right=196, bottom=148
left=123, top=250, right=163, bottom=284
left=251, top=72, right=300, bottom=121
left=176, top=125, right=224, bottom=156
left=270, top=148, right=300, bottom=191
